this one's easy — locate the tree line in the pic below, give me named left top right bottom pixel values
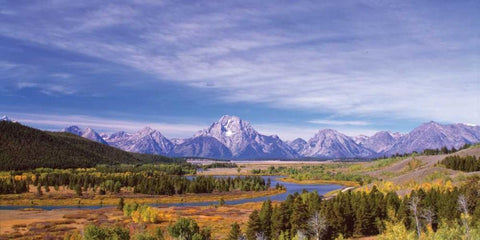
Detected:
left=0, top=177, right=28, bottom=194
left=0, top=169, right=274, bottom=195
left=439, top=155, right=479, bottom=172
left=422, top=144, right=472, bottom=156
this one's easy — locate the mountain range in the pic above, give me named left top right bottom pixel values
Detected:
left=30, top=115, right=480, bottom=160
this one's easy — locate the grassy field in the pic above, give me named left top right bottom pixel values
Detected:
left=0, top=202, right=265, bottom=240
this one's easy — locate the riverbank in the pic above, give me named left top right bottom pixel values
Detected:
left=0, top=188, right=285, bottom=206
left=278, top=177, right=359, bottom=187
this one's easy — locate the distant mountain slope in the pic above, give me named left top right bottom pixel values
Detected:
left=384, top=122, right=480, bottom=155
left=287, top=138, right=307, bottom=153
left=357, top=131, right=403, bottom=153
left=0, top=121, right=179, bottom=170
left=62, top=126, right=108, bottom=145
left=172, top=135, right=233, bottom=159
left=301, top=129, right=374, bottom=159
left=103, top=127, right=174, bottom=155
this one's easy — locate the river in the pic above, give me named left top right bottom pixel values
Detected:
left=0, top=176, right=342, bottom=210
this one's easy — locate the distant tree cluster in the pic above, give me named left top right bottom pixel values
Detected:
left=134, top=175, right=269, bottom=195
left=380, top=144, right=474, bottom=160
left=95, top=163, right=195, bottom=175
left=423, top=144, right=471, bottom=156
left=0, top=177, right=29, bottom=194
left=0, top=168, right=273, bottom=195
left=255, top=165, right=374, bottom=185
left=245, top=177, right=480, bottom=240
left=439, top=155, right=480, bottom=172
left=201, top=162, right=238, bottom=169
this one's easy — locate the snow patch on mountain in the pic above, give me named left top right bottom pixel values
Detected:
left=384, top=121, right=480, bottom=155
left=193, top=115, right=298, bottom=159
left=59, top=118, right=480, bottom=160
left=301, top=129, right=374, bottom=159
left=62, top=126, right=108, bottom=145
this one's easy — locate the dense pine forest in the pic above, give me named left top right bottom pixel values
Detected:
left=440, top=155, right=480, bottom=172
left=0, top=122, right=181, bottom=170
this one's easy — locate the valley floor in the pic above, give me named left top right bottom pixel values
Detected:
left=0, top=202, right=262, bottom=240
left=0, top=187, right=284, bottom=207
left=1, top=145, right=479, bottom=239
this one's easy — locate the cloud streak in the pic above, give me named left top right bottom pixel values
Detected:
left=9, top=112, right=205, bottom=138
left=1, top=1, right=479, bottom=126
left=307, top=120, right=370, bottom=126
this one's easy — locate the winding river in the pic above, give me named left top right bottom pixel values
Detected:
left=0, top=176, right=342, bottom=210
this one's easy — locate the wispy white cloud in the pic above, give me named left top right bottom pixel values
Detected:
left=8, top=112, right=205, bottom=138
left=307, top=120, right=370, bottom=126
left=1, top=1, right=479, bottom=125
left=50, top=73, right=72, bottom=79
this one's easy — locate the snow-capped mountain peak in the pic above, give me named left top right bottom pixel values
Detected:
left=62, top=125, right=83, bottom=136
left=138, top=126, right=156, bottom=135
left=81, top=127, right=108, bottom=145
left=192, top=115, right=297, bottom=159
left=287, top=138, right=307, bottom=153
left=62, top=126, right=107, bottom=145
left=301, top=129, right=374, bottom=159
left=1, top=115, right=11, bottom=122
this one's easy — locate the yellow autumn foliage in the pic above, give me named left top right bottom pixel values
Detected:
left=130, top=205, right=161, bottom=223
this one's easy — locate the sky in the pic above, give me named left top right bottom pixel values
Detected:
left=1, top=0, right=479, bottom=140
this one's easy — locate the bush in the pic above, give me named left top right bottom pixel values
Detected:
left=83, top=225, right=129, bottom=240
left=168, top=218, right=211, bottom=240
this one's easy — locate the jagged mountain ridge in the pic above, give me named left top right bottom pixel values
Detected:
left=193, top=115, right=298, bottom=159
left=172, top=135, right=233, bottom=159
left=300, top=129, right=374, bottom=159
left=383, top=122, right=480, bottom=156
left=57, top=116, right=480, bottom=160
left=287, top=138, right=307, bottom=153
left=105, top=127, right=174, bottom=155
left=356, top=131, right=404, bottom=153
left=61, top=126, right=108, bottom=145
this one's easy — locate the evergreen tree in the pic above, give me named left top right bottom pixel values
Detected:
left=271, top=204, right=288, bottom=239
left=227, top=222, right=242, bottom=240
left=75, top=184, right=82, bottom=196
left=118, top=197, right=125, bottom=210
left=259, top=199, right=273, bottom=240
left=290, top=197, right=308, bottom=238
left=246, top=210, right=262, bottom=240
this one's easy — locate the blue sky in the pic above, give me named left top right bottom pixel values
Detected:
left=1, top=0, right=479, bottom=140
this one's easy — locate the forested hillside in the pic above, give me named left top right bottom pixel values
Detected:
left=0, top=121, right=180, bottom=170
